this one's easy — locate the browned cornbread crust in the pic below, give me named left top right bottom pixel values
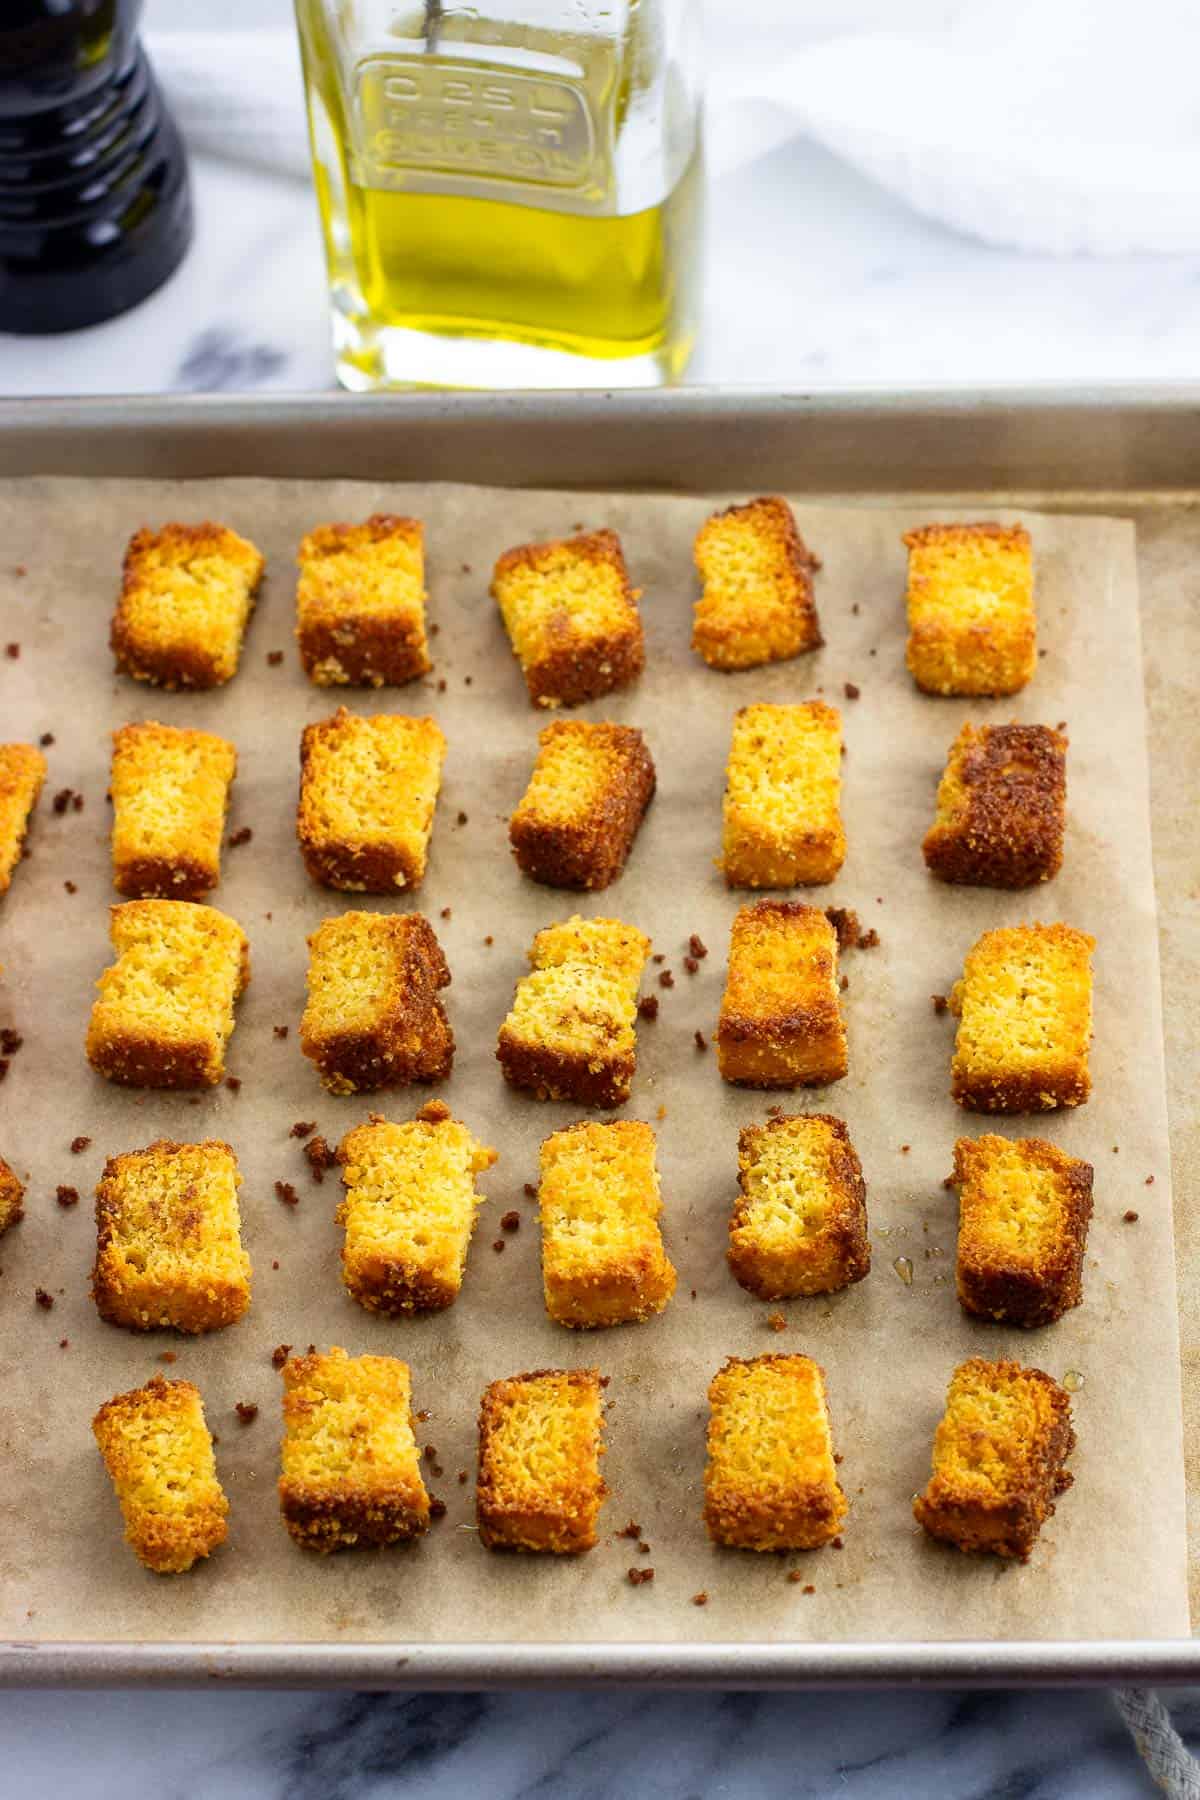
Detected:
left=297, top=708, right=447, bottom=893
left=692, top=495, right=822, bottom=670
left=296, top=515, right=430, bottom=687
left=729, top=1114, right=870, bottom=1299
left=110, top=721, right=238, bottom=900
left=904, top=522, right=1036, bottom=697
left=92, top=1374, right=228, bottom=1573
left=716, top=901, right=847, bottom=1088
left=491, top=529, right=645, bottom=708
left=0, top=743, right=46, bottom=895
left=497, top=916, right=650, bottom=1108
left=0, top=1154, right=24, bottom=1233
left=476, top=1367, right=607, bottom=1552
left=703, top=1354, right=847, bottom=1551
left=913, top=1357, right=1075, bottom=1560
left=923, top=723, right=1067, bottom=889
left=949, top=922, right=1094, bottom=1113
left=953, top=1134, right=1093, bottom=1327
left=279, top=1346, right=431, bottom=1552
left=111, top=522, right=264, bottom=689
left=510, top=720, right=656, bottom=890
left=300, top=910, right=454, bottom=1095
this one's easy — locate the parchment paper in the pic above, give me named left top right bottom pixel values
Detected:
left=0, top=478, right=1184, bottom=1647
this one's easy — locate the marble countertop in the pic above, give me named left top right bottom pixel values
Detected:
left=3, top=70, right=1200, bottom=1796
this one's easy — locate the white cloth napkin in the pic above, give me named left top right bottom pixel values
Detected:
left=148, top=1, right=1200, bottom=255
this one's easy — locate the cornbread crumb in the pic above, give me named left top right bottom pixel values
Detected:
left=904, top=523, right=1036, bottom=697
left=296, top=515, right=430, bottom=688
left=717, top=901, right=847, bottom=1089
left=498, top=914, right=650, bottom=1108
left=279, top=1346, right=430, bottom=1551
left=298, top=708, right=446, bottom=892
left=953, top=1134, right=1093, bottom=1326
left=730, top=1114, right=870, bottom=1299
left=0, top=1155, right=24, bottom=1233
left=0, top=744, right=45, bottom=895
left=86, top=900, right=249, bottom=1089
left=301, top=911, right=453, bottom=1094
left=924, top=723, right=1067, bottom=888
left=949, top=923, right=1094, bottom=1112
left=110, top=722, right=237, bottom=900
left=56, top=1185, right=78, bottom=1207
left=704, top=1354, right=847, bottom=1550
left=477, top=1367, right=607, bottom=1552
left=35, top=1288, right=53, bottom=1309
left=693, top=497, right=822, bottom=670
left=510, top=720, right=655, bottom=889
left=93, top=1374, right=227, bottom=1572
left=538, top=1120, right=675, bottom=1328
left=722, top=702, right=845, bottom=888
left=112, top=522, right=264, bottom=689
left=913, top=1357, right=1074, bottom=1559
left=492, top=529, right=644, bottom=708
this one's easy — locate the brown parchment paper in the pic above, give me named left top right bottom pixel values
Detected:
left=0, top=478, right=1184, bottom=1648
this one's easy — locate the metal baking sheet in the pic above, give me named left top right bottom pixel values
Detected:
left=0, top=388, right=1195, bottom=1687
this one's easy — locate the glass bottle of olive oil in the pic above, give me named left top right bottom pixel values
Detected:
left=293, top=2, right=703, bottom=390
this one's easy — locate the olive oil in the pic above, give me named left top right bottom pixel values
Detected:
left=296, top=2, right=703, bottom=389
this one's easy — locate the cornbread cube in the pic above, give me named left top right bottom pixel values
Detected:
left=704, top=1354, right=847, bottom=1551
left=298, top=708, right=446, bottom=893
left=92, top=1138, right=251, bottom=1334
left=904, top=522, right=1036, bottom=697
left=111, top=522, right=264, bottom=689
left=721, top=701, right=845, bottom=889
left=510, top=720, right=656, bottom=890
left=538, top=1120, right=676, bottom=1328
left=110, top=721, right=237, bottom=900
left=491, top=529, right=645, bottom=708
left=296, top=515, right=430, bottom=688
left=300, top=910, right=453, bottom=1095
left=336, top=1100, right=498, bottom=1314
left=0, top=1154, right=24, bottom=1233
left=692, top=496, right=822, bottom=670
left=949, top=923, right=1094, bottom=1113
left=476, top=1367, right=607, bottom=1552
left=924, top=723, right=1067, bottom=889
left=729, top=1114, right=869, bottom=1300
left=86, top=900, right=249, bottom=1089
left=0, top=743, right=45, bottom=895
left=279, top=1346, right=430, bottom=1552
left=716, top=901, right=846, bottom=1089
left=913, top=1357, right=1074, bottom=1559
left=953, top=1134, right=1093, bottom=1327
left=497, top=914, right=651, bottom=1108
left=92, top=1375, right=227, bottom=1573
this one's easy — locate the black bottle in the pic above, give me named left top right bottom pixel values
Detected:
left=0, top=1, right=192, bottom=334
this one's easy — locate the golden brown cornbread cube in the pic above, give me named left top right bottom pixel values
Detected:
left=721, top=701, right=845, bottom=889
left=949, top=923, right=1094, bottom=1113
left=924, top=723, right=1067, bottom=889
left=296, top=515, right=430, bottom=688
left=497, top=914, right=651, bottom=1108
left=704, top=1354, right=847, bottom=1551
left=510, top=720, right=656, bottom=891
left=913, top=1357, right=1074, bottom=1559
left=716, top=901, right=847, bottom=1089
left=92, top=1138, right=251, bottom=1334
left=729, top=1114, right=869, bottom=1300
left=0, top=1154, right=24, bottom=1234
left=86, top=900, right=249, bottom=1089
left=110, top=721, right=237, bottom=900
left=904, top=522, right=1036, bottom=697
left=279, top=1346, right=430, bottom=1552
left=538, top=1120, right=676, bottom=1328
left=476, top=1367, right=607, bottom=1552
left=92, top=1374, right=228, bottom=1573
left=336, top=1100, right=498, bottom=1315
left=491, top=529, right=645, bottom=708
left=300, top=910, right=453, bottom=1095
left=692, top=496, right=822, bottom=670
left=111, top=522, right=264, bottom=689
left=953, top=1134, right=1093, bottom=1328
left=0, top=743, right=45, bottom=896
left=298, top=708, right=446, bottom=893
